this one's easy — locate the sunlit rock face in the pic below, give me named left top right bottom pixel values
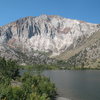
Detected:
left=0, top=15, right=99, bottom=57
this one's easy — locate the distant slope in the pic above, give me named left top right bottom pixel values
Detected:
left=60, top=30, right=100, bottom=68
left=55, top=30, right=100, bottom=61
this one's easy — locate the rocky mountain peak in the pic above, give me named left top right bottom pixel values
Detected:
left=0, top=15, right=100, bottom=60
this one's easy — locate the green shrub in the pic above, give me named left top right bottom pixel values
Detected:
left=0, top=57, right=56, bottom=100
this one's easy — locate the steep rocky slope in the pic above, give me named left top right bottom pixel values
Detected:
left=65, top=30, right=100, bottom=68
left=0, top=15, right=100, bottom=66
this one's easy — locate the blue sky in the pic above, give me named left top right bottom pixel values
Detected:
left=0, top=0, right=100, bottom=26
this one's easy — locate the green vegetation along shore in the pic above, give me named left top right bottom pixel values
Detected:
left=0, top=57, right=56, bottom=100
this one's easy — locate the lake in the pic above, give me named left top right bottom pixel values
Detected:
left=43, top=70, right=100, bottom=100
left=20, top=70, right=100, bottom=100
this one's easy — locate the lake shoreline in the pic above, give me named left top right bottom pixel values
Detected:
left=19, top=64, right=100, bottom=70
left=56, top=96, right=71, bottom=100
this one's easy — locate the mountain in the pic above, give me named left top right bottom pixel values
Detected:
left=0, top=15, right=100, bottom=67
left=64, top=30, right=100, bottom=68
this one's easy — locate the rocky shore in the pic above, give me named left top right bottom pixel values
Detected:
left=56, top=97, right=71, bottom=100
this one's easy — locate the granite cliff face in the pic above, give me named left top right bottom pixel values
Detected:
left=0, top=15, right=100, bottom=66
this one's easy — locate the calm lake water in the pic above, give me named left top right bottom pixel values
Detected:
left=43, top=70, right=100, bottom=100
left=20, top=70, right=100, bottom=100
